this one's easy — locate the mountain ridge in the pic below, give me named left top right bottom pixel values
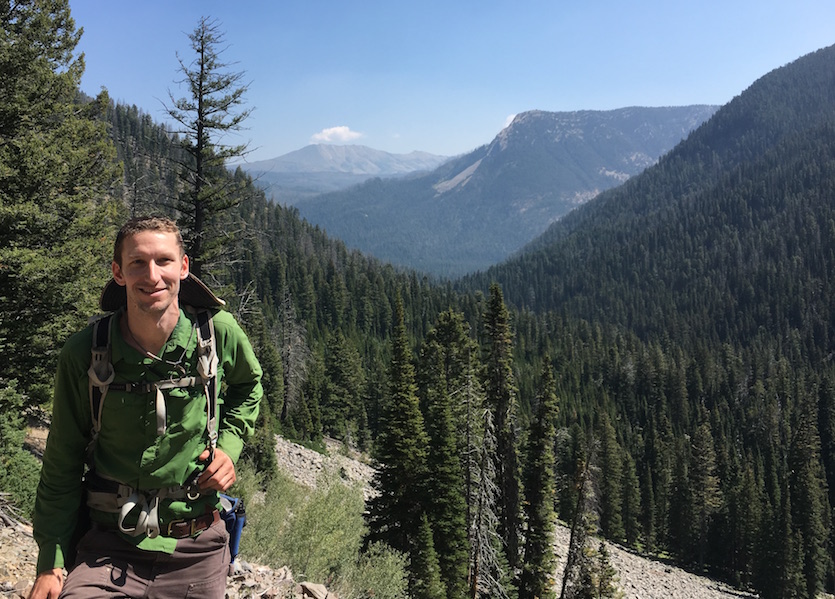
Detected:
left=295, top=105, right=718, bottom=277
left=237, top=144, right=451, bottom=205
left=242, top=143, right=450, bottom=175
left=467, top=44, right=835, bottom=349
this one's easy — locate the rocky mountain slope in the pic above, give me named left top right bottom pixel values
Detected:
left=2, top=432, right=773, bottom=599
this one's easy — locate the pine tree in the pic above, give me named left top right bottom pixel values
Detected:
left=0, top=0, right=120, bottom=402
left=788, top=392, right=828, bottom=599
left=410, top=513, right=447, bottom=599
left=593, top=542, right=621, bottom=599
left=321, top=331, right=365, bottom=440
left=482, top=283, right=522, bottom=569
left=419, top=311, right=471, bottom=599
left=164, top=16, right=252, bottom=277
left=519, top=360, right=559, bottom=599
left=598, top=414, right=624, bottom=542
left=470, top=408, right=515, bottom=599
left=639, top=464, right=656, bottom=552
left=668, top=437, right=692, bottom=562
left=365, top=293, right=441, bottom=596
left=621, top=452, right=641, bottom=549
left=690, top=407, right=721, bottom=568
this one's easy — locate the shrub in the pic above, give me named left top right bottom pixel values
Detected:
left=0, top=381, right=42, bottom=519
left=234, top=462, right=408, bottom=598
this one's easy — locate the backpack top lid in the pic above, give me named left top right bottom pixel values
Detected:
left=99, top=273, right=226, bottom=312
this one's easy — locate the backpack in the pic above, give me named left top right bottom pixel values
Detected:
left=82, top=306, right=245, bottom=562
left=87, top=306, right=219, bottom=466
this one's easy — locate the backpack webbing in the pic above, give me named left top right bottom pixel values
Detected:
left=85, top=307, right=219, bottom=538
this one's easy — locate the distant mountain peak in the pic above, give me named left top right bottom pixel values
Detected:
left=242, top=144, right=449, bottom=176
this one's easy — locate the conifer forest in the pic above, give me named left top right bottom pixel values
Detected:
left=4, top=2, right=835, bottom=598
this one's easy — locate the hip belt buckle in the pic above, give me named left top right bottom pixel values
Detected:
left=165, top=509, right=219, bottom=538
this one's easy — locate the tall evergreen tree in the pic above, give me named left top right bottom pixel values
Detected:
left=482, top=283, right=522, bottom=569
left=0, top=0, right=120, bottom=402
left=321, top=331, right=365, bottom=440
left=597, top=413, right=624, bottom=542
left=365, top=293, right=442, bottom=598
left=164, top=16, right=252, bottom=277
left=690, top=407, right=721, bottom=568
left=593, top=542, right=621, bottom=599
left=419, top=311, right=472, bottom=599
left=424, top=309, right=486, bottom=569
left=519, top=360, right=559, bottom=599
left=470, top=408, right=515, bottom=599
left=410, top=513, right=447, bottom=599
left=621, top=451, right=641, bottom=548
left=788, top=391, right=828, bottom=599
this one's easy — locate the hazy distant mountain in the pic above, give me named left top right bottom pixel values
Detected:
left=295, top=106, right=718, bottom=277
left=238, top=144, right=450, bottom=203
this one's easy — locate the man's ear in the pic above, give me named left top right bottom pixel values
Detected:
left=112, top=261, right=126, bottom=286
left=181, top=254, right=190, bottom=280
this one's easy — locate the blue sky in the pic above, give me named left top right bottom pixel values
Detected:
left=69, top=1, right=835, bottom=162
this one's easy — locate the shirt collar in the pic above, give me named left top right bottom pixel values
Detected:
left=110, top=308, right=197, bottom=366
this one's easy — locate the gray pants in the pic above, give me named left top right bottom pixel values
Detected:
left=60, top=521, right=229, bottom=599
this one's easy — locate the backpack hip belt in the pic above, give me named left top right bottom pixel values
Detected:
left=85, top=474, right=201, bottom=539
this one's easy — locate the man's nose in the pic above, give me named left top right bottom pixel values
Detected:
left=146, top=260, right=161, bottom=280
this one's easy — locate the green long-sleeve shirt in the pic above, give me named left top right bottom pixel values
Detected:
left=33, top=307, right=263, bottom=574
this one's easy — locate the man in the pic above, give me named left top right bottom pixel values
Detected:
left=29, top=216, right=263, bottom=598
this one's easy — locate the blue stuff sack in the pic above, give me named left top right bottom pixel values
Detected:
left=219, top=494, right=246, bottom=562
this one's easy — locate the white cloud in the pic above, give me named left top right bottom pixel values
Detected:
left=311, top=126, right=364, bottom=144
left=503, top=114, right=517, bottom=129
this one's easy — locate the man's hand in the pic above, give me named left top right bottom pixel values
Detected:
left=197, top=447, right=236, bottom=491
left=27, top=568, right=63, bottom=599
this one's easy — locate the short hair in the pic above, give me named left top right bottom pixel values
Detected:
left=113, top=216, right=185, bottom=266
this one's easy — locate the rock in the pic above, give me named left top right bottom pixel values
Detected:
left=13, top=579, right=32, bottom=598
left=300, top=581, right=332, bottom=599
left=272, top=436, right=375, bottom=500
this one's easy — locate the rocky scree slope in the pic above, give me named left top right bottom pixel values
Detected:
left=0, top=433, right=788, bottom=599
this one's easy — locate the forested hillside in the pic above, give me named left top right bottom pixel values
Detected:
left=460, top=44, right=835, bottom=597
left=3, top=3, right=835, bottom=599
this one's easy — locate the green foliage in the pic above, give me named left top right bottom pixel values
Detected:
left=321, top=331, right=366, bottom=439
left=482, top=283, right=522, bottom=568
left=417, top=309, right=471, bottom=599
left=597, top=414, right=624, bottom=542
left=235, top=463, right=408, bottom=598
left=409, top=514, right=446, bottom=599
left=0, top=0, right=120, bottom=402
left=337, top=541, right=408, bottom=599
left=365, top=293, right=440, bottom=592
left=0, top=382, right=41, bottom=518
left=164, top=16, right=253, bottom=277
left=592, top=542, right=622, bottom=599
left=519, top=361, right=559, bottom=599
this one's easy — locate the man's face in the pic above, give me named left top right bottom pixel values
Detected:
left=112, top=230, right=189, bottom=318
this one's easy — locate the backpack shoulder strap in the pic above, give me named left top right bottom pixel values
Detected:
left=87, top=313, right=116, bottom=461
left=86, top=307, right=220, bottom=464
left=190, top=307, right=219, bottom=456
